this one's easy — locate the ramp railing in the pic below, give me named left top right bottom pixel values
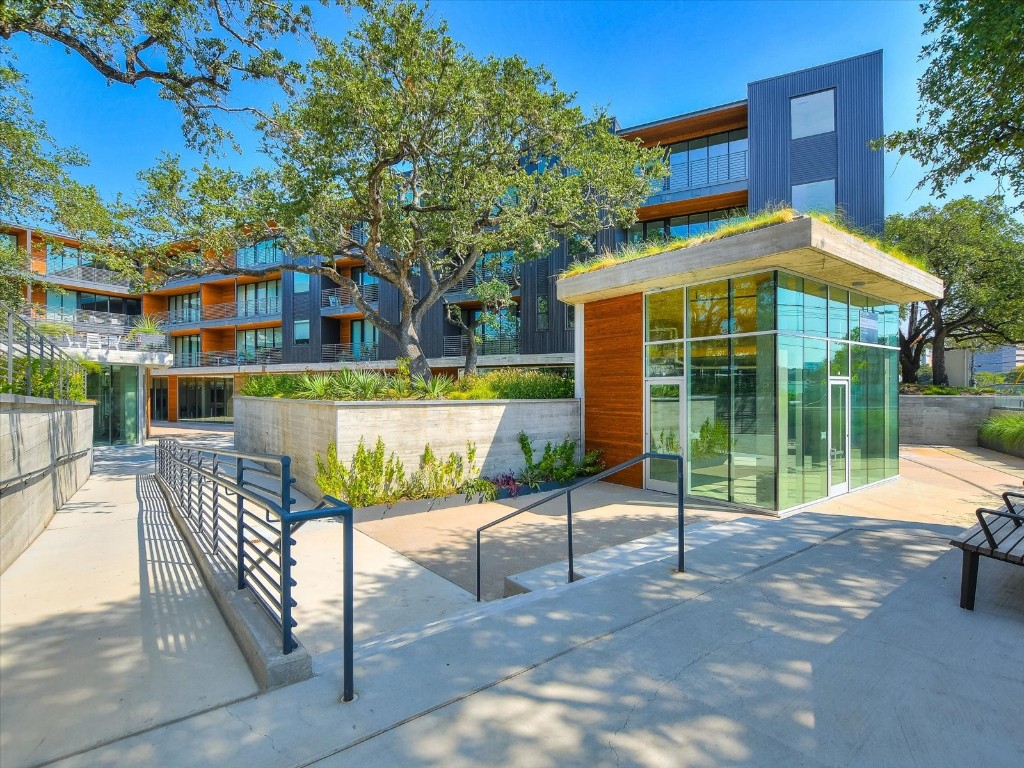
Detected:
left=475, top=452, right=685, bottom=601
left=155, top=437, right=356, bottom=701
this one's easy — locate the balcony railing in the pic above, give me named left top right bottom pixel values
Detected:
left=321, top=343, right=379, bottom=363
left=51, top=331, right=172, bottom=353
left=45, top=265, right=134, bottom=290
left=443, top=268, right=518, bottom=297
left=202, top=297, right=282, bottom=322
left=171, top=347, right=283, bottom=368
left=442, top=334, right=519, bottom=357
left=657, top=149, right=748, bottom=195
left=321, top=283, right=380, bottom=312
left=22, top=305, right=138, bottom=332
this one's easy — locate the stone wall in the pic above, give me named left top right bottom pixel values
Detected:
left=234, top=396, right=582, bottom=500
left=1, top=395, right=94, bottom=573
left=898, top=395, right=999, bottom=446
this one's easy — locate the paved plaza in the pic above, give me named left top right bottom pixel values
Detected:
left=1, top=435, right=1022, bottom=768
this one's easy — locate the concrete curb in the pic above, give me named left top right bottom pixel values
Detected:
left=153, top=474, right=313, bottom=690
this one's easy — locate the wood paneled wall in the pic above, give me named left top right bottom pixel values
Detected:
left=583, top=294, right=644, bottom=487
left=166, top=375, right=179, bottom=423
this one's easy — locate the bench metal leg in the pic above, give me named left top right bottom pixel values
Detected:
left=960, top=550, right=979, bottom=611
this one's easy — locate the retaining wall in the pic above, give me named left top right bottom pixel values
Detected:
left=1, top=395, right=94, bottom=573
left=898, top=395, right=1020, bottom=447
left=234, top=396, right=582, bottom=500
left=977, top=407, right=1024, bottom=460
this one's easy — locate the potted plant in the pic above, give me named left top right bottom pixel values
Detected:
left=127, top=315, right=166, bottom=349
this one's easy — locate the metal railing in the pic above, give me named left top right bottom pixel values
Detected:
left=45, top=264, right=135, bottom=290
left=22, top=304, right=137, bottom=331
left=321, top=342, right=380, bottom=363
left=202, top=297, right=283, bottom=322
left=443, top=268, right=518, bottom=297
left=475, top=452, right=685, bottom=601
left=53, top=331, right=172, bottom=353
left=171, top=347, right=283, bottom=368
left=154, top=437, right=356, bottom=701
left=656, top=150, right=748, bottom=195
left=442, top=334, right=520, bottom=357
left=321, top=283, right=380, bottom=311
left=1, top=300, right=88, bottom=399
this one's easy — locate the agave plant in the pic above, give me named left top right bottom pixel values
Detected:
left=293, top=372, right=338, bottom=400
left=412, top=373, right=454, bottom=399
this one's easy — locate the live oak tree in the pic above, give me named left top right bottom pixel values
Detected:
left=884, top=196, right=1024, bottom=385
left=133, top=1, right=665, bottom=379
left=0, top=0, right=325, bottom=148
left=879, top=1, right=1024, bottom=209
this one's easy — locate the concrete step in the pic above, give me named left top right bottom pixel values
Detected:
left=505, top=517, right=768, bottom=595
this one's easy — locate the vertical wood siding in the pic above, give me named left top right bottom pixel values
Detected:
left=583, top=293, right=644, bottom=487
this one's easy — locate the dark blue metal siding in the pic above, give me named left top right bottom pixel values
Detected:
left=747, top=51, right=884, bottom=232
left=281, top=269, right=319, bottom=364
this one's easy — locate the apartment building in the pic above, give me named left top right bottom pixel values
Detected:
left=7, top=51, right=887, bottom=443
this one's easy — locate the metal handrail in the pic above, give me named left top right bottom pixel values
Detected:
left=1, top=300, right=88, bottom=399
left=154, top=437, right=356, bottom=701
left=475, top=452, right=685, bottom=601
left=321, top=342, right=380, bottom=363
left=321, top=282, right=381, bottom=309
left=442, top=334, right=520, bottom=357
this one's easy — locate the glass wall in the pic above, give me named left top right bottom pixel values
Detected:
left=644, top=269, right=900, bottom=511
left=178, top=377, right=233, bottom=421
left=87, top=365, right=139, bottom=445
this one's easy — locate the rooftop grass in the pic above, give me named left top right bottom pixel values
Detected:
left=560, top=208, right=926, bottom=279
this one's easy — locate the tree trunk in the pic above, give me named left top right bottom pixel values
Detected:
left=932, top=330, right=949, bottom=386
left=899, top=333, right=922, bottom=384
left=398, top=324, right=432, bottom=380
left=463, top=329, right=478, bottom=376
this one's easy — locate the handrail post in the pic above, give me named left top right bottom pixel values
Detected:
left=236, top=457, right=246, bottom=589
left=676, top=455, right=685, bottom=573
left=280, top=456, right=294, bottom=655
left=566, top=489, right=574, bottom=584
left=342, top=506, right=354, bottom=702
left=476, top=530, right=482, bottom=602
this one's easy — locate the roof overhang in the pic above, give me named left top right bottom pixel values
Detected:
left=556, top=217, right=943, bottom=306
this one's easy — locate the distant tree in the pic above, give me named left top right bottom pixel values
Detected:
left=445, top=262, right=518, bottom=375
left=884, top=196, right=1024, bottom=384
left=878, top=1, right=1024, bottom=209
left=130, top=1, right=665, bottom=379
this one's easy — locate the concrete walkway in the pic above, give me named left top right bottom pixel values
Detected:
left=2, top=441, right=1022, bottom=767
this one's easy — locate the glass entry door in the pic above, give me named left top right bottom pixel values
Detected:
left=646, top=380, right=685, bottom=493
left=829, top=379, right=849, bottom=495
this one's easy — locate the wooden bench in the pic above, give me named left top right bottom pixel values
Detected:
left=950, top=485, right=1024, bottom=610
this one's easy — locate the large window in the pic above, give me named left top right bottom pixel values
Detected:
left=665, top=129, right=748, bottom=191
left=168, top=292, right=201, bottom=324
left=293, top=272, right=310, bottom=294
left=45, top=242, right=89, bottom=273
left=235, top=239, right=284, bottom=269
left=628, top=207, right=748, bottom=245
left=294, top=319, right=310, bottom=345
left=173, top=334, right=201, bottom=366
left=792, top=179, right=836, bottom=215
left=236, top=279, right=281, bottom=316
left=791, top=89, right=835, bottom=139
left=236, top=326, right=282, bottom=353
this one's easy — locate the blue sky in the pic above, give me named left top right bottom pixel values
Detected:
left=10, top=0, right=1010, bottom=215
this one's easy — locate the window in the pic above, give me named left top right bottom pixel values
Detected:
left=168, top=292, right=201, bottom=323
left=237, top=327, right=283, bottom=353
left=294, top=320, right=310, bottom=345
left=792, top=179, right=836, bottom=214
left=173, top=334, right=201, bottom=366
left=537, top=296, right=549, bottom=331
left=566, top=304, right=575, bottom=330
left=2, top=232, right=16, bottom=250
left=237, top=280, right=281, bottom=316
left=791, top=89, right=835, bottom=139
left=293, top=272, right=309, bottom=293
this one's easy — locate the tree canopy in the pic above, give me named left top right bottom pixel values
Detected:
left=880, top=1, right=1024, bottom=208
left=884, top=195, right=1024, bottom=384
left=133, top=1, right=665, bottom=377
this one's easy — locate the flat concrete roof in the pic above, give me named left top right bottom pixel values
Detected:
left=557, top=217, right=944, bottom=306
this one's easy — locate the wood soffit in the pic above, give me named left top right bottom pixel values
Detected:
left=620, top=104, right=749, bottom=148
left=638, top=191, right=749, bottom=222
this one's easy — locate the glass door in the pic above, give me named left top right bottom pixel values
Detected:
left=828, top=379, right=849, bottom=495
left=646, top=380, right=685, bottom=493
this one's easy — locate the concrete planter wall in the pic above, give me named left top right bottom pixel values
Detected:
left=1, top=395, right=94, bottom=574
left=234, top=396, right=582, bottom=501
left=898, top=395, right=1022, bottom=448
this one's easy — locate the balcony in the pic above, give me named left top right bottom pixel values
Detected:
left=443, top=268, right=518, bottom=301
left=44, top=265, right=135, bottom=293
left=171, top=347, right=283, bottom=369
left=322, top=342, right=380, bottom=363
left=321, top=283, right=380, bottom=314
left=442, top=334, right=520, bottom=357
left=22, top=305, right=137, bottom=333
left=51, top=330, right=171, bottom=353
left=648, top=149, right=748, bottom=202
left=202, top=297, right=282, bottom=323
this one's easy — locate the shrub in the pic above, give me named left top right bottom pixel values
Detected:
left=315, top=438, right=407, bottom=508
left=516, top=430, right=603, bottom=488
left=978, top=412, right=1024, bottom=451
left=690, top=418, right=729, bottom=460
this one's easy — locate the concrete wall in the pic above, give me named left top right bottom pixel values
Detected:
left=1, top=395, right=94, bottom=574
left=898, top=395, right=999, bottom=446
left=234, top=396, right=582, bottom=500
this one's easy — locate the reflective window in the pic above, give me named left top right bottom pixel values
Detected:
left=293, top=272, right=310, bottom=293
left=687, top=280, right=729, bottom=338
left=776, top=334, right=828, bottom=507
left=294, top=320, right=310, bottom=345
left=828, top=287, right=849, bottom=340
left=792, top=179, right=836, bottom=214
left=776, top=273, right=804, bottom=333
left=731, top=333, right=776, bottom=509
left=646, top=288, right=684, bottom=341
left=688, top=338, right=731, bottom=501
left=537, top=296, right=549, bottom=331
left=731, top=274, right=775, bottom=334
left=647, top=342, right=685, bottom=377
left=791, top=89, right=835, bottom=139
